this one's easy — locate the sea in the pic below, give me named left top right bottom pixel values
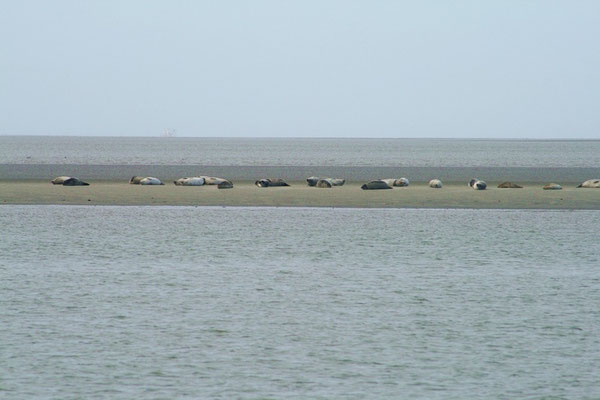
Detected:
left=2, top=206, right=599, bottom=399
left=1, top=137, right=600, bottom=399
left=1, top=136, right=599, bottom=167
left=1, top=136, right=599, bottom=182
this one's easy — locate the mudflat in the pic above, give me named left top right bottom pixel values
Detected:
left=1, top=180, right=599, bottom=209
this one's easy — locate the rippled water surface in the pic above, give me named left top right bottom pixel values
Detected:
left=1, top=136, right=599, bottom=167
left=1, top=206, right=599, bottom=399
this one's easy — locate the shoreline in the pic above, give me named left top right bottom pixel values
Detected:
left=1, top=180, right=598, bottom=209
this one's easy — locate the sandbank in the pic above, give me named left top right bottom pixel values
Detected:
left=1, top=180, right=598, bottom=209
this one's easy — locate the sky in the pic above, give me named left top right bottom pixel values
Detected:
left=0, top=0, right=599, bottom=138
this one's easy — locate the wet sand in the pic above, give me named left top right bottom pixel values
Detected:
left=1, top=180, right=599, bottom=209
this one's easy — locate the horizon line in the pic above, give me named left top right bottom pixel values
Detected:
left=1, top=134, right=599, bottom=141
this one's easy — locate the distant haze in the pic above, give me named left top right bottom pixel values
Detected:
left=1, top=1, right=599, bottom=138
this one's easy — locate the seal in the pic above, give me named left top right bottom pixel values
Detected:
left=469, top=179, right=487, bottom=190
left=174, top=177, right=189, bottom=186
left=576, top=179, right=600, bottom=188
left=217, top=180, right=234, bottom=189
left=203, top=177, right=228, bottom=185
left=429, top=179, right=443, bottom=188
left=380, top=178, right=409, bottom=187
left=306, top=176, right=321, bottom=186
left=139, top=177, right=164, bottom=185
left=255, top=178, right=290, bottom=187
left=497, top=182, right=523, bottom=188
left=328, top=178, right=345, bottom=186
left=62, top=177, right=90, bottom=186
left=361, top=180, right=392, bottom=190
left=51, top=176, right=73, bottom=185
left=313, top=178, right=345, bottom=188
left=543, top=183, right=562, bottom=190
left=316, top=179, right=332, bottom=188
left=174, top=177, right=205, bottom=186
left=394, top=178, right=409, bottom=187
left=51, top=176, right=89, bottom=186
left=307, top=177, right=345, bottom=186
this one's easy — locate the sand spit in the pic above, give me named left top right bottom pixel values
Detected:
left=1, top=180, right=598, bottom=209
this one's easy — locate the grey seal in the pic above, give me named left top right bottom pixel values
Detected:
left=51, top=176, right=89, bottom=186
left=306, top=176, right=321, bottom=186
left=217, top=180, right=234, bottom=189
left=381, top=178, right=409, bottom=187
left=139, top=177, right=164, bottom=185
left=543, top=183, right=562, bottom=190
left=174, top=177, right=205, bottom=186
left=316, top=179, right=332, bottom=188
left=429, top=179, right=443, bottom=188
left=307, top=177, right=345, bottom=186
left=51, top=176, right=72, bottom=185
left=361, top=180, right=392, bottom=190
left=255, top=179, right=290, bottom=187
left=327, top=178, right=345, bottom=186
left=469, top=179, right=487, bottom=190
left=203, top=177, right=228, bottom=185
left=577, top=179, right=600, bottom=188
left=393, top=178, right=409, bottom=187
left=497, top=182, right=523, bottom=188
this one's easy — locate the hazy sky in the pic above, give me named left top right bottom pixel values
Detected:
left=1, top=1, right=599, bottom=138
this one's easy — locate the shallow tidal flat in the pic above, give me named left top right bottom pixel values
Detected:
left=1, top=180, right=599, bottom=209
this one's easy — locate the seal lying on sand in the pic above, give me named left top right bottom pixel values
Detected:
left=316, top=179, right=333, bottom=188
left=51, top=176, right=89, bottom=186
left=543, top=183, right=562, bottom=190
left=361, top=180, right=392, bottom=190
left=327, top=178, right=345, bottom=186
left=429, top=179, right=443, bottom=188
left=217, top=180, right=234, bottom=189
left=307, top=177, right=345, bottom=186
left=174, top=177, right=205, bottom=186
left=577, top=179, right=600, bottom=188
left=469, top=179, right=487, bottom=190
left=381, top=178, right=409, bottom=187
left=314, top=178, right=345, bottom=188
left=307, top=176, right=321, bottom=186
left=394, top=178, right=409, bottom=187
left=139, top=177, right=164, bottom=185
left=203, top=177, right=228, bottom=185
left=497, top=182, right=523, bottom=188
left=63, top=178, right=90, bottom=186
left=51, top=176, right=73, bottom=185
left=255, top=178, right=290, bottom=187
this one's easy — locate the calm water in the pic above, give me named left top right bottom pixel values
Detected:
left=1, top=136, right=599, bottom=167
left=1, top=206, right=599, bottom=399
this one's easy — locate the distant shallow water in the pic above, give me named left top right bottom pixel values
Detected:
left=1, top=206, right=599, bottom=399
left=1, top=136, right=599, bottom=167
